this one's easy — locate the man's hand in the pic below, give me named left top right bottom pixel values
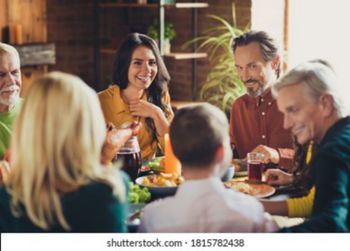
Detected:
left=264, top=168, right=294, bottom=186
left=251, top=145, right=280, bottom=164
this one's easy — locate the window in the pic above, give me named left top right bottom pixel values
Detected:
left=289, top=0, right=350, bottom=107
left=252, top=0, right=350, bottom=108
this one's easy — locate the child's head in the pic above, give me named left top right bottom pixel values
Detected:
left=169, top=104, right=232, bottom=174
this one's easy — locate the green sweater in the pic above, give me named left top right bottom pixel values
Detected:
left=281, top=117, right=350, bottom=232
left=0, top=100, right=21, bottom=159
left=0, top=176, right=129, bottom=232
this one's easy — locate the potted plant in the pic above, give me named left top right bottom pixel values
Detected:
left=147, top=19, right=176, bottom=54
left=184, top=14, right=248, bottom=117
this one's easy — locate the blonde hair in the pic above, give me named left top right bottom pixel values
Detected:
left=7, top=71, right=126, bottom=230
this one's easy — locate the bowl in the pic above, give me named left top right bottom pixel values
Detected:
left=135, top=175, right=178, bottom=200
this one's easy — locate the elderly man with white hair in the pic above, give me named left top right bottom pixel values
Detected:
left=0, top=43, right=22, bottom=160
left=273, top=59, right=350, bottom=232
left=0, top=43, right=138, bottom=184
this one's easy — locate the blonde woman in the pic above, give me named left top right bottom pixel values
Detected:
left=0, top=72, right=130, bottom=232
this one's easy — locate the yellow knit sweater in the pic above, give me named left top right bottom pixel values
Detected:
left=287, top=142, right=315, bottom=217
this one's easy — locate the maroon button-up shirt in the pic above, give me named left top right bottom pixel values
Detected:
left=229, top=88, right=294, bottom=169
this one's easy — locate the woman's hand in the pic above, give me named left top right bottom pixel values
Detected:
left=0, top=160, right=11, bottom=185
left=264, top=168, right=294, bottom=186
left=100, top=122, right=141, bottom=166
left=3, top=149, right=11, bottom=162
left=129, top=99, right=170, bottom=136
left=129, top=99, right=160, bottom=119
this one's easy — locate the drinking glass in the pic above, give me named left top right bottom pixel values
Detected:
left=247, top=152, right=264, bottom=182
left=113, top=136, right=142, bottom=181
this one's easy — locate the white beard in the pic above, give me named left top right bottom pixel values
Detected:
left=0, top=89, right=20, bottom=108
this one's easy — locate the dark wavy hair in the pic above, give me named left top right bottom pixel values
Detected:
left=112, top=33, right=172, bottom=141
left=232, top=30, right=280, bottom=78
left=292, top=139, right=317, bottom=196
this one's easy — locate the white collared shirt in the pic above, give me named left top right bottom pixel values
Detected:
left=139, top=177, right=277, bottom=233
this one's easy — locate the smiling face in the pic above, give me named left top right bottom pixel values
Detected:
left=277, top=83, right=327, bottom=144
left=234, top=42, right=278, bottom=97
left=0, top=52, right=21, bottom=112
left=127, top=45, right=158, bottom=91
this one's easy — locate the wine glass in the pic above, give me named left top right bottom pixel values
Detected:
left=114, top=136, right=142, bottom=181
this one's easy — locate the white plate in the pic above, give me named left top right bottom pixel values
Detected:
left=225, top=180, right=276, bottom=198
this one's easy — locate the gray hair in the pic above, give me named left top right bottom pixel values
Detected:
left=272, top=60, right=347, bottom=117
left=0, top=42, right=20, bottom=58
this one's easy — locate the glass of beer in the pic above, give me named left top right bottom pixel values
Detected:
left=247, top=152, right=264, bottom=182
left=113, top=136, right=142, bottom=181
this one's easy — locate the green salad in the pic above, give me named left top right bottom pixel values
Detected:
left=128, top=182, right=151, bottom=204
left=147, top=157, right=165, bottom=172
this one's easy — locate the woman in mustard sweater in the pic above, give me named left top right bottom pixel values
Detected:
left=99, top=33, right=174, bottom=161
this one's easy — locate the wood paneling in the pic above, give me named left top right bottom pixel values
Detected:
left=0, top=0, right=48, bottom=97
left=0, top=0, right=8, bottom=41
left=8, top=0, right=47, bottom=43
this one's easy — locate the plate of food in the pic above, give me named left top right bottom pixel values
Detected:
left=141, top=157, right=234, bottom=181
left=135, top=172, right=184, bottom=199
left=139, top=157, right=165, bottom=174
left=224, top=180, right=275, bottom=198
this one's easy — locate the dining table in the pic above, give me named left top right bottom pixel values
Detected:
left=127, top=170, right=305, bottom=232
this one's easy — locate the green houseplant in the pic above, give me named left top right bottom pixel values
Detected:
left=185, top=14, right=249, bottom=116
left=147, top=19, right=176, bottom=54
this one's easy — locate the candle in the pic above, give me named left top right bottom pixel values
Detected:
left=10, top=24, right=23, bottom=45
left=164, top=133, right=181, bottom=175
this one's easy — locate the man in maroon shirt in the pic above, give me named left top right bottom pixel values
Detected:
left=230, top=31, right=294, bottom=170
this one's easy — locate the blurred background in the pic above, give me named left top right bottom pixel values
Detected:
left=1, top=0, right=349, bottom=115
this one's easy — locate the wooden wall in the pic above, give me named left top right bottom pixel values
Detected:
left=46, top=0, right=95, bottom=89
left=97, top=0, right=251, bottom=100
left=0, top=0, right=7, bottom=42
left=1, top=0, right=47, bottom=43
left=0, top=0, right=47, bottom=97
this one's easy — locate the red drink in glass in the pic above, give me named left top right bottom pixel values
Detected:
left=114, top=149, right=142, bottom=181
left=247, top=152, right=264, bottom=182
left=248, top=162, right=263, bottom=181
